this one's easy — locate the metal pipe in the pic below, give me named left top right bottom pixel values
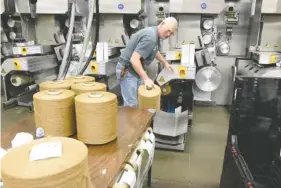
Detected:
left=77, top=0, right=95, bottom=73
left=57, top=1, right=76, bottom=80
left=29, top=0, right=37, bottom=19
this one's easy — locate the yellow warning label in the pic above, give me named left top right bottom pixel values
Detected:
left=159, top=76, right=165, bottom=82
left=13, top=59, right=22, bottom=70
left=90, top=61, right=98, bottom=74
left=175, top=52, right=181, bottom=60
left=21, top=47, right=28, bottom=56
left=1, top=68, right=6, bottom=74
left=177, top=66, right=188, bottom=78
left=93, top=51, right=96, bottom=57
left=270, top=55, right=277, bottom=64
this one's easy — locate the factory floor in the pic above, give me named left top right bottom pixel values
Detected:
left=1, top=105, right=229, bottom=188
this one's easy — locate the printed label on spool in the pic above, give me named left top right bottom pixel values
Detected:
left=29, top=141, right=62, bottom=161
left=88, top=92, right=103, bottom=98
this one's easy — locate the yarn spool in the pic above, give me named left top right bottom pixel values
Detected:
left=65, top=75, right=95, bottom=84
left=33, top=89, right=76, bottom=137
left=71, top=82, right=107, bottom=95
left=75, top=91, right=118, bottom=145
left=1, top=137, right=92, bottom=188
left=39, top=80, right=72, bottom=91
left=138, top=85, right=161, bottom=110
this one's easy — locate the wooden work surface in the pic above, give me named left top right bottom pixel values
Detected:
left=1, top=107, right=153, bottom=188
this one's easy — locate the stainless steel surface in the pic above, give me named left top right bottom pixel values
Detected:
left=211, top=57, right=236, bottom=105
left=195, top=66, right=222, bottom=92
left=35, top=15, right=60, bottom=45
left=99, top=0, right=142, bottom=14
left=247, top=0, right=263, bottom=50
left=170, top=15, right=202, bottom=49
left=215, top=0, right=252, bottom=56
left=12, top=45, right=52, bottom=55
left=238, top=62, right=281, bottom=78
left=259, top=15, right=281, bottom=52
left=1, top=55, right=58, bottom=76
left=15, top=0, right=68, bottom=14
left=262, top=0, right=281, bottom=14
left=99, top=15, right=127, bottom=47
left=169, top=0, right=225, bottom=14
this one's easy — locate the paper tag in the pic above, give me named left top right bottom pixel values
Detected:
left=149, top=133, right=155, bottom=144
left=29, top=141, right=62, bottom=161
left=145, top=141, right=153, bottom=156
left=136, top=155, right=142, bottom=169
left=120, top=170, right=136, bottom=187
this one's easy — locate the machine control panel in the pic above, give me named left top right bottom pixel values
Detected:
left=156, top=65, right=196, bottom=86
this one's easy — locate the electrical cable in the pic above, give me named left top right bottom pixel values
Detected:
left=78, top=0, right=99, bottom=75
left=57, top=1, right=76, bottom=80
left=76, top=0, right=95, bottom=74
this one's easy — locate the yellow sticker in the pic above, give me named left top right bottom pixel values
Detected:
left=21, top=47, right=28, bottom=56
left=93, top=51, right=96, bottom=57
left=175, top=52, right=181, bottom=60
left=13, top=59, right=22, bottom=70
left=1, top=68, right=6, bottom=74
left=90, top=61, right=98, bottom=74
left=270, top=55, right=277, bottom=64
left=177, top=66, right=188, bottom=78
left=159, top=76, right=165, bottom=82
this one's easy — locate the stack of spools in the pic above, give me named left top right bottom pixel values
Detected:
left=34, top=75, right=118, bottom=146
left=138, top=84, right=161, bottom=110
left=1, top=137, right=92, bottom=188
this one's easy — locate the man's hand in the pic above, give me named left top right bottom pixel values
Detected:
left=164, top=62, right=173, bottom=72
left=156, top=51, right=173, bottom=72
left=144, top=78, right=155, bottom=89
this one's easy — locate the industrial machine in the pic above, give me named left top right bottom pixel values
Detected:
left=236, top=0, right=281, bottom=78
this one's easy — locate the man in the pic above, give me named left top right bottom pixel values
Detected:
left=116, top=17, right=178, bottom=107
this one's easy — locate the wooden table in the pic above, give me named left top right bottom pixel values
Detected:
left=1, top=107, right=153, bottom=188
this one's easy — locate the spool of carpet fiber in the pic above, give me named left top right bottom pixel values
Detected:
left=138, top=85, right=161, bottom=110
left=1, top=137, right=92, bottom=188
left=33, top=89, right=76, bottom=137
left=75, top=91, right=118, bottom=144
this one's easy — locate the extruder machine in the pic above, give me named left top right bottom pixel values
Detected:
left=237, top=0, right=281, bottom=78
left=1, top=0, right=87, bottom=109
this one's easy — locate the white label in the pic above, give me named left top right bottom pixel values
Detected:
left=136, top=155, right=142, bottom=169
left=145, top=141, right=153, bottom=156
left=29, top=141, right=62, bottom=161
left=120, top=170, right=136, bottom=187
left=149, top=133, right=155, bottom=144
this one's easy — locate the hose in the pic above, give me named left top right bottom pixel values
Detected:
left=57, top=1, right=76, bottom=80
left=76, top=0, right=95, bottom=74
left=78, top=0, right=99, bottom=75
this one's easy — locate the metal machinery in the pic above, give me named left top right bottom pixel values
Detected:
left=148, top=0, right=225, bottom=151
left=55, top=0, right=145, bottom=99
left=1, top=0, right=87, bottom=109
left=236, top=0, right=281, bottom=78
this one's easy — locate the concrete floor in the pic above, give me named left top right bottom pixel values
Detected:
left=1, top=105, right=229, bottom=188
